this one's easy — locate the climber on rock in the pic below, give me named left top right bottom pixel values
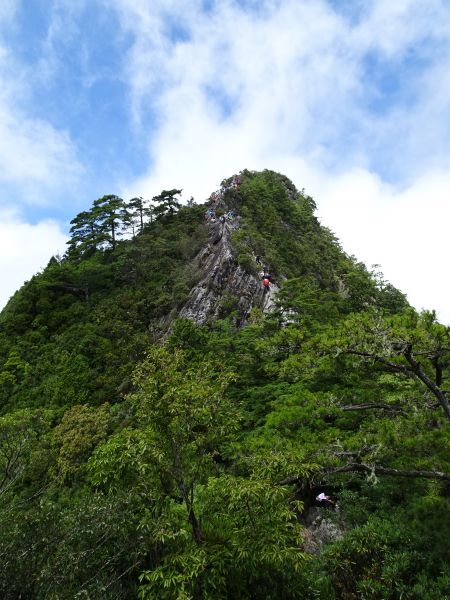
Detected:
left=263, top=277, right=270, bottom=291
left=316, top=492, right=335, bottom=507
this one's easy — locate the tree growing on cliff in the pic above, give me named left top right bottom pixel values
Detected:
left=127, top=196, right=154, bottom=234
left=92, top=194, right=130, bottom=250
left=67, top=195, right=130, bottom=255
left=66, top=210, right=101, bottom=257
left=152, top=189, right=182, bottom=218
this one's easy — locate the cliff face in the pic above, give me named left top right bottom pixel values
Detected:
left=178, top=216, right=279, bottom=326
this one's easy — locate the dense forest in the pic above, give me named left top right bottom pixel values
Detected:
left=0, top=170, right=449, bottom=599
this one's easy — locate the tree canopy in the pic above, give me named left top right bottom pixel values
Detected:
left=0, top=170, right=448, bottom=599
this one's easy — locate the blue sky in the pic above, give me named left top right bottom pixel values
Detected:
left=1, top=0, right=450, bottom=321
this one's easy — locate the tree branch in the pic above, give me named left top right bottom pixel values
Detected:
left=343, top=348, right=450, bottom=422
left=403, top=346, right=450, bottom=422
left=277, top=462, right=450, bottom=485
left=324, top=462, right=450, bottom=481
left=344, top=350, right=412, bottom=373
left=340, top=402, right=406, bottom=414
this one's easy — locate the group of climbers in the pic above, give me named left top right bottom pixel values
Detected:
left=205, top=175, right=241, bottom=222
left=205, top=208, right=238, bottom=224
left=205, top=208, right=217, bottom=222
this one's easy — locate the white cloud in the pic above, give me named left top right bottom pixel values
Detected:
left=316, top=168, right=450, bottom=323
left=109, top=0, right=450, bottom=323
left=0, top=211, right=67, bottom=309
left=0, top=4, right=83, bottom=208
left=0, top=113, right=82, bottom=198
left=111, top=0, right=450, bottom=191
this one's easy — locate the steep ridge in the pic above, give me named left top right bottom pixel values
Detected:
left=0, top=168, right=395, bottom=413
left=0, top=169, right=448, bottom=600
left=178, top=216, right=278, bottom=325
left=0, top=168, right=405, bottom=414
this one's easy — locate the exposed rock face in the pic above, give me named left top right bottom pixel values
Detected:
left=178, top=217, right=279, bottom=326
left=302, top=507, right=345, bottom=554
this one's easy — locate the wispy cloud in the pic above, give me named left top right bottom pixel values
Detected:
left=110, top=0, right=450, bottom=185
left=0, top=0, right=19, bottom=26
left=0, top=111, right=82, bottom=202
left=109, top=0, right=450, bottom=321
left=315, top=167, right=450, bottom=321
left=0, top=2, right=84, bottom=210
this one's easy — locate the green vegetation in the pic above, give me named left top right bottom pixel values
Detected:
left=0, top=170, right=448, bottom=598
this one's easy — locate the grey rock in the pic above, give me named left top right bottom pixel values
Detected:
left=178, top=218, right=279, bottom=326
left=303, top=507, right=344, bottom=554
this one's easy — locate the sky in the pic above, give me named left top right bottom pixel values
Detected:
left=1, top=0, right=449, bottom=321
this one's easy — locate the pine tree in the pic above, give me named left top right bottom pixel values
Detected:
left=152, top=189, right=182, bottom=218
left=66, top=210, right=100, bottom=257
left=127, top=196, right=153, bottom=234
left=92, top=195, right=129, bottom=250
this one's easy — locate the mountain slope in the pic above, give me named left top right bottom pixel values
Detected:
left=0, top=170, right=448, bottom=600
left=0, top=169, right=390, bottom=412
